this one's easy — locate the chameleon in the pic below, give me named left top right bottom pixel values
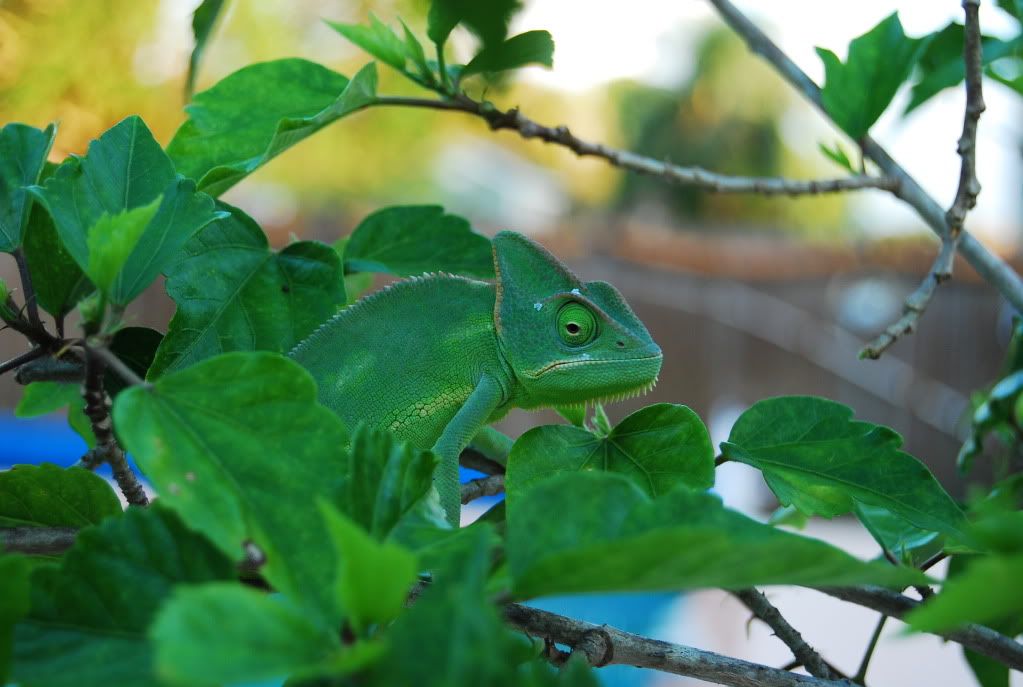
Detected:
left=289, top=231, right=662, bottom=525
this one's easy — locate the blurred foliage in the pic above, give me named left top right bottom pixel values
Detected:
left=611, top=29, right=847, bottom=236
left=0, top=1, right=847, bottom=238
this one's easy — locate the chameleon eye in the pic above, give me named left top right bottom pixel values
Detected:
left=557, top=302, right=597, bottom=346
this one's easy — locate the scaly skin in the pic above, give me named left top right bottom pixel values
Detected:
left=290, top=231, right=662, bottom=525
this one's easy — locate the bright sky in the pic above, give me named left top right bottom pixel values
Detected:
left=513, top=1, right=1023, bottom=248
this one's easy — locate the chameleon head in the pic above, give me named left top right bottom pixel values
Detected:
left=492, top=231, right=663, bottom=408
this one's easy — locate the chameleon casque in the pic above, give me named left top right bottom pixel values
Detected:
left=290, top=231, right=662, bottom=525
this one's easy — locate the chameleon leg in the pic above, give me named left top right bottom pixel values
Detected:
left=433, top=374, right=505, bottom=526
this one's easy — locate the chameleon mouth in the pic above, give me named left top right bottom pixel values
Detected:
left=528, top=354, right=663, bottom=378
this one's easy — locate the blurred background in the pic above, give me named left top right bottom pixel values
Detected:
left=1, top=1, right=1021, bottom=685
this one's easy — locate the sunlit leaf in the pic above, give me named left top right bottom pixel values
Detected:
left=906, top=553, right=1023, bottom=632
left=84, top=198, right=161, bottom=301
left=326, top=14, right=408, bottom=72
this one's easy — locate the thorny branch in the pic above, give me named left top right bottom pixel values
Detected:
left=504, top=603, right=855, bottom=687
left=80, top=347, right=148, bottom=506
left=860, top=0, right=986, bottom=358
left=734, top=588, right=835, bottom=679
left=373, top=97, right=896, bottom=196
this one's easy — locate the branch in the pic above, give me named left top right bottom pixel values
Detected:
left=504, top=603, right=855, bottom=687
left=859, top=238, right=956, bottom=359
left=460, top=473, right=505, bottom=504
left=91, top=345, right=147, bottom=388
left=0, top=347, right=46, bottom=376
left=705, top=0, right=1023, bottom=315
left=818, top=586, right=1023, bottom=671
left=0, top=526, right=77, bottom=555
left=853, top=615, right=887, bottom=684
left=861, top=0, right=986, bottom=358
left=373, top=97, right=896, bottom=197
left=733, top=588, right=834, bottom=679
left=459, top=447, right=506, bottom=475
left=81, top=348, right=148, bottom=506
left=947, top=0, right=986, bottom=238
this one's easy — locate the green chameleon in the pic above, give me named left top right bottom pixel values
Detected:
left=290, top=231, right=662, bottom=525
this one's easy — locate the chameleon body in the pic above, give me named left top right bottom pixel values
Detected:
left=289, top=231, right=662, bottom=524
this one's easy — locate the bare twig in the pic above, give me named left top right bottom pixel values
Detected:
left=705, top=0, right=1023, bottom=315
left=372, top=97, right=896, bottom=197
left=12, top=249, right=41, bottom=329
left=734, top=588, right=834, bottom=679
left=0, top=347, right=46, bottom=376
left=460, top=473, right=505, bottom=504
left=818, top=586, right=1023, bottom=671
left=81, top=348, right=148, bottom=506
left=861, top=0, right=986, bottom=357
left=853, top=615, right=887, bottom=684
left=504, top=603, right=855, bottom=687
left=859, top=239, right=956, bottom=358
left=947, top=0, right=986, bottom=238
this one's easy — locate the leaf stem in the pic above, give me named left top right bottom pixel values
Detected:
left=853, top=615, right=887, bottom=684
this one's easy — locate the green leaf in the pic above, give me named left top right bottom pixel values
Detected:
left=23, top=168, right=92, bottom=318
left=965, top=649, right=1009, bottom=687
left=169, top=60, right=378, bottom=196
left=186, top=0, right=228, bottom=97
left=854, top=503, right=943, bottom=566
left=84, top=197, right=161, bottom=300
left=105, top=326, right=164, bottom=396
left=462, top=30, right=554, bottom=79
left=0, top=554, right=31, bottom=683
left=326, top=14, right=408, bottom=72
left=321, top=504, right=418, bottom=632
left=507, top=403, right=714, bottom=500
left=507, top=472, right=927, bottom=599
left=337, top=424, right=446, bottom=545
left=905, top=553, right=1023, bottom=633
left=999, top=0, right=1023, bottom=21
left=722, top=396, right=970, bottom=544
left=427, top=0, right=521, bottom=51
left=151, top=583, right=382, bottom=685
left=148, top=204, right=344, bottom=378
left=0, top=122, right=56, bottom=252
left=367, top=523, right=526, bottom=686
left=11, top=505, right=234, bottom=687
left=31, top=117, right=225, bottom=305
left=113, top=352, right=350, bottom=624
left=817, top=12, right=929, bottom=138
left=401, top=20, right=434, bottom=85
left=15, top=382, right=96, bottom=448
left=344, top=205, right=494, bottom=278
left=987, top=65, right=1023, bottom=97
left=818, top=141, right=856, bottom=173
left=905, top=24, right=1021, bottom=114
left=0, top=464, right=118, bottom=528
